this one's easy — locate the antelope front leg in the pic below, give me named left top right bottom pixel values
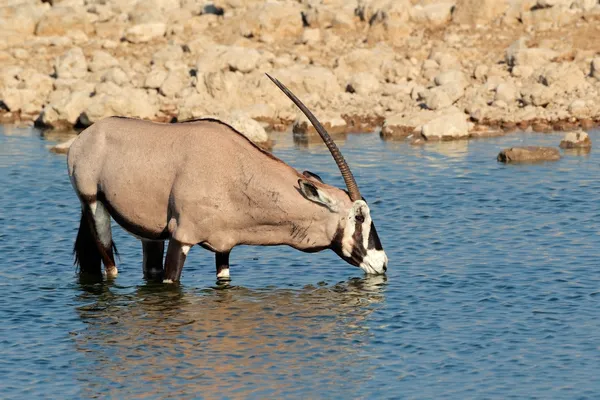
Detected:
left=216, top=251, right=231, bottom=281
left=163, top=239, right=191, bottom=283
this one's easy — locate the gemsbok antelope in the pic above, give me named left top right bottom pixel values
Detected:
left=67, top=74, right=388, bottom=283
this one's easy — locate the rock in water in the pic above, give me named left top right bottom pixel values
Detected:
left=497, top=146, right=561, bottom=163
left=559, top=130, right=592, bottom=149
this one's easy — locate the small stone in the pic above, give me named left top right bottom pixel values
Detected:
left=49, top=136, right=77, bottom=154
left=124, top=23, right=166, bottom=43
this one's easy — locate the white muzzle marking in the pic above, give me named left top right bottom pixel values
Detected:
left=359, top=249, right=388, bottom=275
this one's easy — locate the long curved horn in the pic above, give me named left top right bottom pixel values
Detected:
left=266, top=73, right=362, bottom=201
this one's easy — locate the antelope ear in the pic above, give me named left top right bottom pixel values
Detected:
left=298, top=179, right=337, bottom=211
left=302, top=170, right=324, bottom=183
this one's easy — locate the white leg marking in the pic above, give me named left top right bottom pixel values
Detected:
left=105, top=266, right=118, bottom=278
left=181, top=245, right=191, bottom=255
left=163, top=279, right=174, bottom=284
left=217, top=268, right=230, bottom=279
left=93, top=201, right=112, bottom=248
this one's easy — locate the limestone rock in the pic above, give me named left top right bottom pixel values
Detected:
left=346, top=72, right=381, bottom=95
left=54, top=47, right=88, bottom=79
left=521, top=83, right=555, bottom=107
left=591, top=58, right=600, bottom=80
left=497, top=146, right=561, bottom=163
left=88, top=50, right=119, bottom=72
left=495, top=82, right=518, bottom=103
left=222, top=112, right=269, bottom=145
left=453, top=0, right=509, bottom=25
left=410, top=2, right=454, bottom=27
left=506, top=38, right=558, bottom=69
left=421, top=112, right=470, bottom=141
left=42, top=90, right=92, bottom=126
left=124, top=23, right=166, bottom=43
left=559, top=130, right=592, bottom=149
left=293, top=111, right=347, bottom=135
left=238, top=2, right=303, bottom=40
left=160, top=66, right=190, bottom=97
left=36, top=7, right=93, bottom=36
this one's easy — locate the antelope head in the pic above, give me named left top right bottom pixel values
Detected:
left=267, top=74, right=388, bottom=275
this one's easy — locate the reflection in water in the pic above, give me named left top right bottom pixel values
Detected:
left=73, top=276, right=387, bottom=398
left=292, top=132, right=348, bottom=149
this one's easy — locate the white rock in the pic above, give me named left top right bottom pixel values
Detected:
left=125, top=23, right=166, bottom=43
left=421, top=112, right=470, bottom=140
left=223, top=112, right=269, bottom=144
left=346, top=72, right=381, bottom=95
left=591, top=58, right=600, bottom=80
left=160, top=67, right=189, bottom=97
left=495, top=82, right=518, bottom=103
left=145, top=68, right=168, bottom=89
left=568, top=99, right=590, bottom=118
left=301, top=28, right=322, bottom=45
left=89, top=50, right=119, bottom=72
left=54, top=47, right=88, bottom=79
left=559, top=130, right=592, bottom=149
left=101, top=68, right=130, bottom=86
left=434, top=69, right=467, bottom=88
left=43, top=90, right=92, bottom=125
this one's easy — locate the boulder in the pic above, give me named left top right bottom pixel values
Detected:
left=54, top=47, right=88, bottom=79
left=537, top=63, right=587, bottom=93
left=495, top=82, right=518, bottom=103
left=346, top=72, right=381, bottom=95
left=497, top=146, right=561, bottom=163
left=293, top=111, right=347, bottom=135
left=42, top=90, right=92, bottom=126
left=410, top=2, right=454, bottom=27
left=591, top=58, right=600, bottom=80
left=145, top=68, right=168, bottom=89
left=222, top=112, right=269, bottom=146
left=152, top=45, right=184, bottom=67
left=506, top=38, right=557, bottom=70
left=238, top=2, right=303, bottom=40
left=36, top=7, right=93, bottom=36
left=88, top=50, right=119, bottom=72
left=84, top=87, right=159, bottom=122
left=124, top=23, right=166, bottom=43
left=421, top=111, right=470, bottom=141
left=160, top=66, right=190, bottom=97
left=521, top=83, right=555, bottom=107
left=452, top=0, right=509, bottom=25
left=422, top=83, right=465, bottom=110
left=0, top=3, right=49, bottom=36
left=559, top=130, right=592, bottom=149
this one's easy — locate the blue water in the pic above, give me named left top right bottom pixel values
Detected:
left=1, top=125, right=599, bottom=399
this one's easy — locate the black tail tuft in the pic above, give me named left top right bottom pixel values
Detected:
left=74, top=211, right=102, bottom=277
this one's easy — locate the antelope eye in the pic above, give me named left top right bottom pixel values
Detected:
left=355, top=215, right=365, bottom=223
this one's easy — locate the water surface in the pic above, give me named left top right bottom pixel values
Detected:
left=1, top=125, right=599, bottom=399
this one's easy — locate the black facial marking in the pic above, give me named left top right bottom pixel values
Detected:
left=367, top=222, right=383, bottom=250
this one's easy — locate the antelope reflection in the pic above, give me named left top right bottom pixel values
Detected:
left=73, top=276, right=386, bottom=398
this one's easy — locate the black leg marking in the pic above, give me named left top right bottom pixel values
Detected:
left=216, top=251, right=231, bottom=281
left=163, top=239, right=189, bottom=283
left=74, top=209, right=102, bottom=278
left=142, top=240, right=165, bottom=280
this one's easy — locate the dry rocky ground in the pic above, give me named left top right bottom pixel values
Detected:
left=1, top=0, right=600, bottom=146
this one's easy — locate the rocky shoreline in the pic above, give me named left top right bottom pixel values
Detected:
left=1, top=0, right=600, bottom=146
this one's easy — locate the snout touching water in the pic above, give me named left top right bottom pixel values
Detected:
left=2, top=126, right=600, bottom=399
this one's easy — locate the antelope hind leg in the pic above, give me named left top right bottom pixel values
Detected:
left=216, top=251, right=231, bottom=281
left=142, top=240, right=164, bottom=280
